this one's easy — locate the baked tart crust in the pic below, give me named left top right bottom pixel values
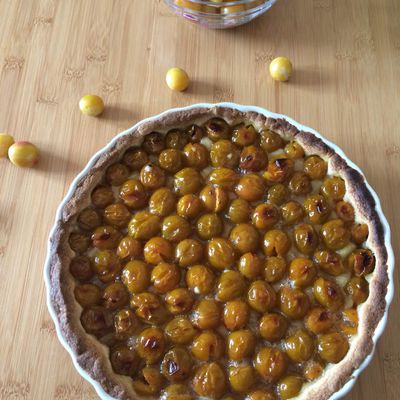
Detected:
left=47, top=105, right=390, bottom=400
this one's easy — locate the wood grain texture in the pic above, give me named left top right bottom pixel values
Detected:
left=0, top=0, right=399, bottom=399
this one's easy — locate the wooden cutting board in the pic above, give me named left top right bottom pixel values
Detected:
left=0, top=0, right=398, bottom=399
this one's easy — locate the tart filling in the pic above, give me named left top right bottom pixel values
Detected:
left=48, top=106, right=389, bottom=400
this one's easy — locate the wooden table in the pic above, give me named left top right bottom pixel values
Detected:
left=0, top=0, right=398, bottom=399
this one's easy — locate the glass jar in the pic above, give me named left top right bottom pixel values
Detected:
left=164, top=0, right=278, bottom=29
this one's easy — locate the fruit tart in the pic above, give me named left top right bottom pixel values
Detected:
left=46, top=104, right=393, bottom=400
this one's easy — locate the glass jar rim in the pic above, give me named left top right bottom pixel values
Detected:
left=167, top=0, right=274, bottom=21
left=184, top=0, right=265, bottom=6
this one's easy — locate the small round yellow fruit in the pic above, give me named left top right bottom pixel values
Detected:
left=175, top=0, right=202, bottom=11
left=166, top=67, right=189, bottom=92
left=221, top=5, right=246, bottom=14
left=269, top=57, right=293, bottom=82
left=79, top=94, right=105, bottom=116
left=8, top=141, right=39, bottom=167
left=0, top=133, right=14, bottom=158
